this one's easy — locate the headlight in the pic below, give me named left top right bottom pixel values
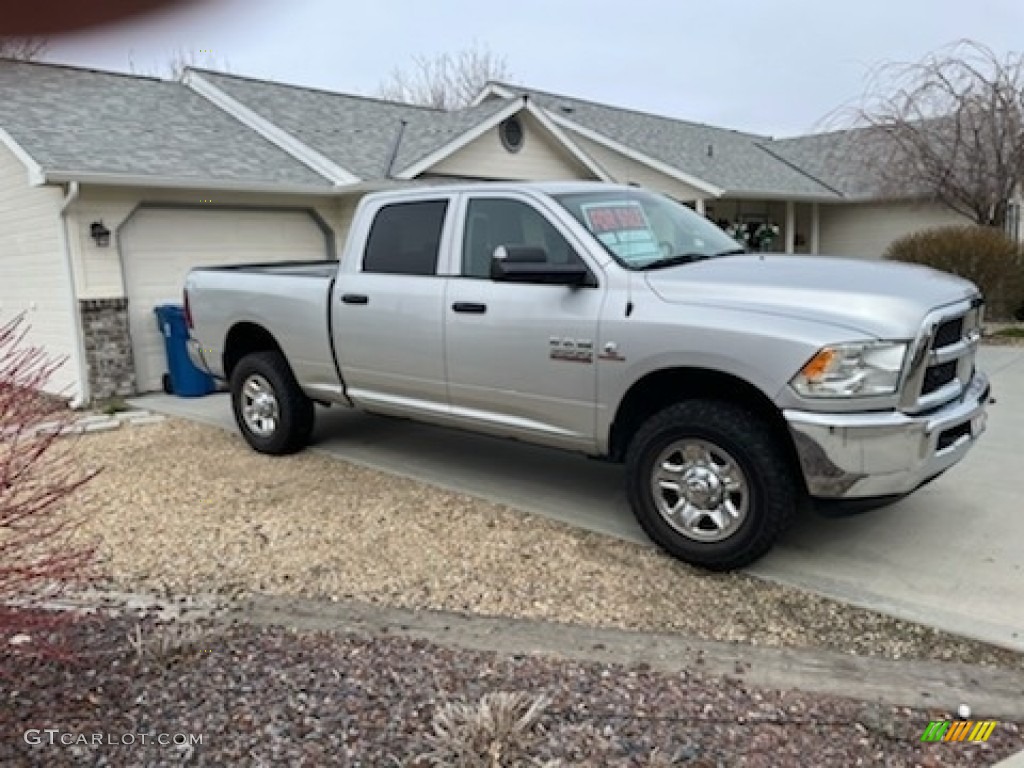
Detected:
left=791, top=342, right=907, bottom=398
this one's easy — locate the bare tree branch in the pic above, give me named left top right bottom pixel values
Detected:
left=377, top=43, right=513, bottom=110
left=837, top=40, right=1024, bottom=227
left=0, top=37, right=48, bottom=61
left=165, top=46, right=231, bottom=80
left=127, top=47, right=231, bottom=80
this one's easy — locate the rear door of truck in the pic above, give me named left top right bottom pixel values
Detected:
left=330, top=194, right=456, bottom=417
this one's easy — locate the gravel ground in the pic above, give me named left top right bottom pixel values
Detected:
left=2, top=611, right=1021, bottom=767
left=64, top=419, right=1024, bottom=669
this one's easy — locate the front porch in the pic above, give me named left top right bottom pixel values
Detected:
left=699, top=199, right=823, bottom=255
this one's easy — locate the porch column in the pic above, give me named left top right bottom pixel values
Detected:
left=784, top=201, right=796, bottom=254
left=811, top=203, right=820, bottom=254
left=694, top=199, right=706, bottom=215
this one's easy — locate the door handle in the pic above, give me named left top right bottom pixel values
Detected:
left=452, top=302, right=487, bottom=314
left=341, top=294, right=369, bottom=305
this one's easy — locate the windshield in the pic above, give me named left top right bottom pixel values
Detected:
left=553, top=189, right=744, bottom=269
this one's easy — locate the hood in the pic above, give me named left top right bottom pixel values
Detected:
left=644, top=254, right=979, bottom=339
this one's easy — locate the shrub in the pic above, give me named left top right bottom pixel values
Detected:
left=415, top=691, right=556, bottom=767
left=0, top=314, right=98, bottom=659
left=884, top=226, right=1024, bottom=321
left=126, top=620, right=225, bottom=665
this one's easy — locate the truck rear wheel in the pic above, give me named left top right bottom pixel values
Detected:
left=230, top=351, right=314, bottom=455
left=625, top=400, right=797, bottom=571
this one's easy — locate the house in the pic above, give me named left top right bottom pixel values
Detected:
left=0, top=59, right=970, bottom=403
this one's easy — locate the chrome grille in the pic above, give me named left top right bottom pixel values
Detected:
left=933, top=317, right=964, bottom=348
left=900, top=298, right=983, bottom=413
left=921, top=360, right=957, bottom=395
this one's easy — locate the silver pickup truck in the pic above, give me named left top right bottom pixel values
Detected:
left=184, top=181, right=991, bottom=570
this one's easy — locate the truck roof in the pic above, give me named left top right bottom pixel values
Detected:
left=362, top=180, right=636, bottom=202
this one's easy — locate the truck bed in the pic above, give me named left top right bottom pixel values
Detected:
left=184, top=261, right=343, bottom=398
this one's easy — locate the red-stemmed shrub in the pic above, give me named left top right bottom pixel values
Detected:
left=0, top=314, right=99, bottom=662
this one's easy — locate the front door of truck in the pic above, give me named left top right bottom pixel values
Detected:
left=331, top=197, right=453, bottom=418
left=444, top=194, right=605, bottom=451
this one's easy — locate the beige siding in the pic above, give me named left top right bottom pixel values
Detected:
left=332, top=194, right=361, bottom=243
left=68, top=187, right=352, bottom=299
left=428, top=112, right=595, bottom=180
left=0, top=143, right=78, bottom=395
left=818, top=201, right=970, bottom=259
left=568, top=132, right=711, bottom=201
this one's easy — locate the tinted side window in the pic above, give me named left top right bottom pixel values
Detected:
left=363, top=200, right=448, bottom=276
left=462, top=198, right=581, bottom=279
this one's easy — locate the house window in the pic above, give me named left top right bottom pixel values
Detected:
left=499, top=117, right=525, bottom=153
left=363, top=200, right=448, bottom=276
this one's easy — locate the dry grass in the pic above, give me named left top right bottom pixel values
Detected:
left=124, top=620, right=223, bottom=664
left=416, top=692, right=555, bottom=768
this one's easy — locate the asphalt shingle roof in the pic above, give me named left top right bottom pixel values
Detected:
left=491, top=83, right=842, bottom=199
left=765, top=126, right=931, bottom=200
left=193, top=70, right=516, bottom=179
left=0, top=60, right=889, bottom=201
left=0, top=60, right=332, bottom=189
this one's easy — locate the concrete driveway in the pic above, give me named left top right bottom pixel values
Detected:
left=132, top=345, right=1024, bottom=652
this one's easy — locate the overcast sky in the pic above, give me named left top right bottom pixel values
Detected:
left=43, top=0, right=1024, bottom=137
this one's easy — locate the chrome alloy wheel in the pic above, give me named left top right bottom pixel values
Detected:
left=650, top=439, right=750, bottom=542
left=240, top=374, right=280, bottom=438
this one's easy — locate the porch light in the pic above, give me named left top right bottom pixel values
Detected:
left=90, top=221, right=111, bottom=247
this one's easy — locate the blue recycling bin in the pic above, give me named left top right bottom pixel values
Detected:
left=153, top=304, right=215, bottom=397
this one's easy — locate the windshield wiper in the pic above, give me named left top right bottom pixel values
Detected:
left=640, top=248, right=747, bottom=270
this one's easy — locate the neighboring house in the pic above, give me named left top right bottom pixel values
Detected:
left=0, top=59, right=970, bottom=403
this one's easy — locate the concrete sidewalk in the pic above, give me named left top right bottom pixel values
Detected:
left=132, top=346, right=1024, bottom=653
left=996, top=749, right=1024, bottom=767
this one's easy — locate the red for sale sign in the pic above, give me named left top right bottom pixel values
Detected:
left=580, top=200, right=661, bottom=263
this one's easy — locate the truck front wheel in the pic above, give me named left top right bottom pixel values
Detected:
left=625, top=400, right=798, bottom=571
left=230, top=351, right=314, bottom=455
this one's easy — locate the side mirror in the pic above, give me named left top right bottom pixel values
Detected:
left=490, top=245, right=592, bottom=286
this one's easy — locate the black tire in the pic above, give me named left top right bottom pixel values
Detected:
left=230, top=350, right=314, bottom=455
left=625, top=400, right=799, bottom=571
left=161, top=373, right=174, bottom=395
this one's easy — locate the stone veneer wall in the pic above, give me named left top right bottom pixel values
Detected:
left=79, top=298, right=136, bottom=399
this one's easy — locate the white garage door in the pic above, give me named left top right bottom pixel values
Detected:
left=120, top=207, right=328, bottom=392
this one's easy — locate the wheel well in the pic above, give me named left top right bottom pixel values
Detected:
left=223, top=323, right=283, bottom=380
left=608, top=368, right=800, bottom=475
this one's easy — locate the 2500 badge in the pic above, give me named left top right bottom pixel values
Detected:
left=549, top=337, right=593, bottom=363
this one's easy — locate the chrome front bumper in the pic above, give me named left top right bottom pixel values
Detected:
left=784, top=370, right=991, bottom=499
